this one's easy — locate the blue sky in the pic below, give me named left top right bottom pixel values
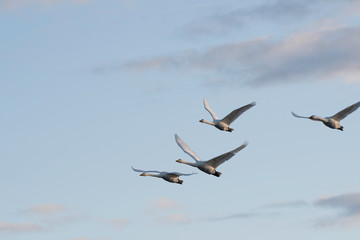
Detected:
left=1, top=0, right=360, bottom=239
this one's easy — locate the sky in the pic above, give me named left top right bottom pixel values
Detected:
left=1, top=0, right=360, bottom=239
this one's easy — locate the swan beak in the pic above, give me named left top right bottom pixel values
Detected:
left=140, top=173, right=146, bottom=176
left=176, top=159, right=181, bottom=163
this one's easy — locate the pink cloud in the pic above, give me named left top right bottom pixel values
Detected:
left=0, top=221, right=44, bottom=233
left=26, top=203, right=67, bottom=215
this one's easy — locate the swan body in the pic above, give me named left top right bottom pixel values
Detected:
left=175, top=134, right=248, bottom=177
left=132, top=167, right=197, bottom=184
left=292, top=101, right=360, bottom=131
left=199, top=98, right=256, bottom=132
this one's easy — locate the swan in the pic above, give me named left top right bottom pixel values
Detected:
left=175, top=134, right=248, bottom=177
left=292, top=101, right=360, bottom=131
left=199, top=98, right=256, bottom=132
left=131, top=167, right=197, bottom=184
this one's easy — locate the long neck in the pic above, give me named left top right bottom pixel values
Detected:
left=311, top=115, right=328, bottom=122
left=200, top=119, right=215, bottom=126
left=178, top=159, right=198, bottom=167
left=146, top=173, right=162, bottom=178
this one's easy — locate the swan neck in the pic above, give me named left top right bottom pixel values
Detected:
left=179, top=160, right=198, bottom=167
left=311, top=116, right=327, bottom=122
left=202, top=120, right=215, bottom=126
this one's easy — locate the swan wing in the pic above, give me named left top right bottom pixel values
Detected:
left=206, top=141, right=248, bottom=168
left=131, top=166, right=162, bottom=174
left=331, top=101, right=360, bottom=121
left=203, top=98, right=219, bottom=121
left=291, top=111, right=309, bottom=119
left=170, top=172, right=198, bottom=176
left=221, top=102, right=256, bottom=125
left=175, top=134, right=201, bottom=162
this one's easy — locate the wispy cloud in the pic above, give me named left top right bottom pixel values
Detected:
left=262, top=200, right=309, bottom=209
left=145, top=197, right=183, bottom=216
left=25, top=203, right=68, bottom=215
left=183, top=0, right=314, bottom=37
left=208, top=212, right=258, bottom=222
left=156, top=214, right=191, bottom=225
left=0, top=221, right=44, bottom=233
left=144, top=198, right=192, bottom=225
left=182, top=0, right=359, bottom=38
left=315, top=192, right=360, bottom=228
left=123, top=25, right=360, bottom=87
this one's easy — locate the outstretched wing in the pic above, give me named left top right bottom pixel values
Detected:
left=331, top=101, right=360, bottom=121
left=170, top=172, right=198, bottom=176
left=291, top=111, right=309, bottom=119
left=131, top=166, right=161, bottom=174
left=203, top=98, right=219, bottom=121
left=206, top=141, right=248, bottom=168
left=175, top=134, right=201, bottom=162
left=222, top=102, right=256, bottom=125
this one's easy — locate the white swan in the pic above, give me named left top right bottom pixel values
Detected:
left=175, top=134, right=248, bottom=177
left=292, top=101, right=360, bottom=131
left=131, top=167, right=197, bottom=184
left=199, top=98, right=256, bottom=132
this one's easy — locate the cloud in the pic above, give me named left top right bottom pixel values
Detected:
left=153, top=198, right=182, bottom=209
left=0, top=221, right=44, bottom=233
left=123, top=25, right=360, bottom=87
left=0, top=0, right=91, bottom=10
left=144, top=198, right=192, bottom=225
left=145, top=197, right=183, bottom=216
left=208, top=212, right=258, bottom=222
left=315, top=192, right=360, bottom=227
left=183, top=0, right=314, bottom=37
left=25, top=203, right=68, bottom=215
left=262, top=200, right=309, bottom=209
left=100, top=219, right=129, bottom=231
left=157, top=214, right=190, bottom=224
left=182, top=0, right=360, bottom=38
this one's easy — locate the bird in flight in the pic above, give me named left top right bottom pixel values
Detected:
left=131, top=167, right=197, bottom=184
left=199, top=97, right=256, bottom=132
left=175, top=134, right=248, bottom=177
left=291, top=101, right=360, bottom=131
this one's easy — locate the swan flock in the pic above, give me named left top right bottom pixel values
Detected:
left=133, top=98, right=359, bottom=184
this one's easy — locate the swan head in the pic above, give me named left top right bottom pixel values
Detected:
left=309, top=115, right=317, bottom=120
left=140, top=173, right=147, bottom=176
left=199, top=119, right=205, bottom=123
left=176, top=159, right=184, bottom=163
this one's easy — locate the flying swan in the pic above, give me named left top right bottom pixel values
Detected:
left=199, top=97, right=256, bottom=132
left=291, top=101, right=360, bottom=131
left=175, top=134, right=248, bottom=177
left=131, top=167, right=197, bottom=184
